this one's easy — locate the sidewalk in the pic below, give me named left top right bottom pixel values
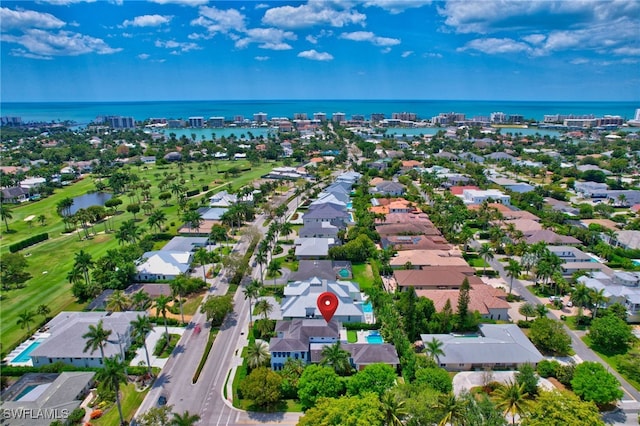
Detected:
left=130, top=326, right=186, bottom=368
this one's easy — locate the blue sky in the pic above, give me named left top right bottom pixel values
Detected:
left=1, top=0, right=639, bottom=102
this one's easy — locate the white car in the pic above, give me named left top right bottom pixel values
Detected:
left=566, top=301, right=573, bottom=307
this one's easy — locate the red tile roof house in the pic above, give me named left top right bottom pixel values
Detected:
left=392, top=267, right=482, bottom=291
left=416, top=285, right=510, bottom=321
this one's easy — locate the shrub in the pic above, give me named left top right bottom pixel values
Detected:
left=186, top=189, right=199, bottom=197
left=556, top=364, right=575, bottom=387
left=537, top=359, right=560, bottom=378
left=153, top=335, right=168, bottom=356
left=517, top=320, right=532, bottom=329
left=9, top=233, right=49, bottom=253
left=68, top=407, right=85, bottom=424
left=90, top=409, right=103, bottom=419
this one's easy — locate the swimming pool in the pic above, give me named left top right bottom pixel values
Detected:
left=347, top=202, right=353, bottom=209
left=12, top=339, right=44, bottom=363
left=367, top=330, right=383, bottom=344
left=15, top=385, right=38, bottom=401
left=362, top=302, right=373, bottom=313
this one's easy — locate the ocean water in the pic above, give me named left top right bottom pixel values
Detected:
left=1, top=100, right=637, bottom=126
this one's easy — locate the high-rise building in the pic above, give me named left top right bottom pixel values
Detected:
left=188, top=117, right=204, bottom=128
left=254, top=112, right=268, bottom=123
left=332, top=112, right=346, bottom=123
left=294, top=113, right=308, bottom=120
left=370, top=113, right=385, bottom=122
left=313, top=112, right=327, bottom=122
left=209, top=117, right=225, bottom=127
left=100, top=116, right=135, bottom=129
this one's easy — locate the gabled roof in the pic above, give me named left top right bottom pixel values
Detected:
left=294, top=238, right=334, bottom=257
left=343, top=343, right=400, bottom=365
left=524, top=229, right=581, bottom=245
left=281, top=278, right=364, bottom=319
left=136, top=250, right=192, bottom=275
left=304, top=204, right=349, bottom=220
left=1, top=186, right=29, bottom=198
left=394, top=267, right=481, bottom=288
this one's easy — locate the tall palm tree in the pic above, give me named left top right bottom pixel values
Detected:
left=107, top=290, right=131, bottom=312
left=254, top=247, right=268, bottom=285
left=132, top=291, right=151, bottom=310
left=130, top=315, right=153, bottom=378
left=16, top=310, right=35, bottom=335
left=147, top=209, right=166, bottom=234
left=479, top=243, right=494, bottom=276
left=73, top=249, right=94, bottom=286
left=589, top=287, right=608, bottom=319
left=171, top=411, right=201, bottom=426
left=36, top=304, right=50, bottom=321
left=154, top=295, right=172, bottom=339
left=97, top=356, right=127, bottom=426
left=492, top=380, right=531, bottom=425
left=243, top=280, right=262, bottom=328
left=381, top=391, right=407, bottom=426
left=169, top=278, right=187, bottom=325
left=82, top=319, right=112, bottom=363
left=505, top=260, right=522, bottom=295
left=424, top=337, right=445, bottom=365
left=254, top=299, right=273, bottom=321
left=246, top=340, right=270, bottom=370
left=320, top=341, right=352, bottom=375
left=571, top=283, right=592, bottom=318
left=193, top=247, right=210, bottom=282
left=0, top=204, right=13, bottom=231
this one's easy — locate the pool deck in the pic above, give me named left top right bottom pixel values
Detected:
left=5, top=331, right=51, bottom=366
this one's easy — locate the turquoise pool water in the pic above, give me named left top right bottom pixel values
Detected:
left=367, top=331, right=383, bottom=344
left=363, top=302, right=373, bottom=313
left=347, top=202, right=353, bottom=209
left=633, top=260, right=640, bottom=266
left=12, top=339, right=43, bottom=363
left=15, top=385, right=37, bottom=400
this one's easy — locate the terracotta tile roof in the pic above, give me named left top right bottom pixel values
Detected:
left=416, top=285, right=510, bottom=315
left=389, top=250, right=468, bottom=267
left=450, top=185, right=479, bottom=195
left=394, top=267, right=480, bottom=288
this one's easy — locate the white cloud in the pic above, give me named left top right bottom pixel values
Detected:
left=262, top=3, right=366, bottom=29
left=340, top=31, right=400, bottom=47
left=37, top=0, right=96, bottom=5
left=9, top=48, right=53, bottom=60
left=137, top=53, right=150, bottom=60
left=306, top=35, right=317, bottom=44
left=0, top=7, right=65, bottom=31
left=424, top=52, right=443, bottom=58
left=2, top=29, right=121, bottom=58
left=255, top=55, right=270, bottom=61
left=613, top=47, right=640, bottom=56
left=401, top=50, right=413, bottom=58
left=155, top=39, right=201, bottom=53
left=149, top=0, right=208, bottom=6
left=123, top=14, right=172, bottom=27
left=364, top=0, right=431, bottom=14
left=298, top=49, right=333, bottom=61
left=523, top=34, right=545, bottom=45
left=458, top=37, right=532, bottom=54
left=255, top=3, right=269, bottom=9
left=234, top=27, right=296, bottom=50
left=570, top=58, right=589, bottom=65
left=191, top=6, right=246, bottom=34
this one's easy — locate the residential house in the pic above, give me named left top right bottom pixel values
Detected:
left=269, top=319, right=399, bottom=371
left=393, top=267, right=481, bottom=291
left=416, top=285, right=510, bottom=320
left=370, top=181, right=406, bottom=196
left=289, top=260, right=353, bottom=282
left=1, top=372, right=95, bottom=426
left=303, top=204, right=350, bottom=229
left=310, top=193, right=348, bottom=210
left=401, top=160, right=422, bottom=171
left=369, top=160, right=387, bottom=171
left=294, top=237, right=336, bottom=260
left=547, top=246, right=613, bottom=277
left=420, top=324, right=543, bottom=371
left=610, top=230, right=640, bottom=250
left=484, top=152, right=517, bottom=163
left=605, top=190, right=640, bottom=207
left=461, top=189, right=511, bottom=205
left=524, top=229, right=581, bottom=245
left=335, top=171, right=362, bottom=185
left=578, top=272, right=640, bottom=322
left=280, top=277, right=365, bottom=323
left=389, top=249, right=467, bottom=269
left=1, top=186, right=29, bottom=203
left=135, top=250, right=192, bottom=281
left=574, top=181, right=609, bottom=198
left=161, top=236, right=209, bottom=252
left=298, top=222, right=339, bottom=239
left=381, top=235, right=451, bottom=251
left=29, top=311, right=143, bottom=368
left=458, top=152, right=485, bottom=163
left=19, top=177, right=46, bottom=190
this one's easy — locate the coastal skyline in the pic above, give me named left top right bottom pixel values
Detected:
left=1, top=1, right=639, bottom=103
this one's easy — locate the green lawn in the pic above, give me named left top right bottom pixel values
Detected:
left=0, top=160, right=277, bottom=355
left=93, top=383, right=149, bottom=426
left=347, top=330, right=358, bottom=343
left=182, top=293, right=205, bottom=316
left=351, top=263, right=374, bottom=290
left=467, top=258, right=489, bottom=268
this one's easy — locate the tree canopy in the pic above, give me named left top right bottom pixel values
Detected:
left=521, top=390, right=605, bottom=426
left=239, top=366, right=282, bottom=408
left=346, top=363, right=397, bottom=397
left=528, top=317, right=571, bottom=355
left=297, top=365, right=345, bottom=409
left=570, top=361, right=623, bottom=407
left=297, top=393, right=384, bottom=426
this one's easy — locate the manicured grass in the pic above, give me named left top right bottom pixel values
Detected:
left=92, top=383, right=149, bottom=426
left=280, top=260, right=299, bottom=272
left=347, top=330, right=358, bottom=343
left=351, top=263, right=374, bottom=290
left=466, top=258, right=489, bottom=268
left=182, top=293, right=205, bottom=316
left=157, top=333, right=181, bottom=358
left=564, top=315, right=589, bottom=331
left=0, top=160, right=277, bottom=356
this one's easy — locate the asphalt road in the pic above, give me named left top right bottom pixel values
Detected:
left=135, top=192, right=304, bottom=425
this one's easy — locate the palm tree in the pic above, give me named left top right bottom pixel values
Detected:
left=147, top=209, right=166, bottom=234
left=479, top=243, right=494, bottom=276
left=73, top=249, right=94, bottom=286
left=243, top=280, right=262, bottom=328
left=132, top=291, right=151, bottom=310
left=571, top=283, right=592, bottom=318
left=193, top=247, right=210, bottom=282
left=36, top=304, right=50, bottom=321
left=246, top=340, right=270, bottom=370
left=518, top=303, right=536, bottom=321
left=37, top=214, right=46, bottom=226
left=82, top=319, right=112, bottom=362
left=424, top=337, right=445, bottom=365
left=381, top=391, right=407, bottom=426
left=434, top=393, right=467, bottom=426
left=254, top=298, right=273, bottom=321
left=16, top=310, right=35, bottom=335
left=535, top=303, right=548, bottom=318
left=320, top=341, right=352, bottom=375
left=505, top=260, right=522, bottom=295
left=492, top=380, right=531, bottom=425
left=130, top=314, right=153, bottom=378
left=169, top=278, right=187, bottom=325
left=171, top=411, right=201, bottom=426
left=107, top=290, right=131, bottom=312
left=254, top=247, right=268, bottom=285
left=97, top=356, right=127, bottom=426
left=154, top=295, right=172, bottom=338
left=589, top=287, right=608, bottom=319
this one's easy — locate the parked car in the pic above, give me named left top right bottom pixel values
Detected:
left=566, top=301, right=573, bottom=307
left=549, top=296, right=561, bottom=302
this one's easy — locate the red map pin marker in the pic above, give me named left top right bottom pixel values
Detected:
left=317, top=292, right=339, bottom=323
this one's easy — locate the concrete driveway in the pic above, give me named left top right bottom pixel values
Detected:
left=452, top=371, right=555, bottom=395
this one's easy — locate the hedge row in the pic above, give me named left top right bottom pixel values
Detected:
left=186, top=189, right=200, bottom=197
left=229, top=238, right=258, bottom=287
left=1, top=362, right=149, bottom=377
left=9, top=233, right=49, bottom=253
